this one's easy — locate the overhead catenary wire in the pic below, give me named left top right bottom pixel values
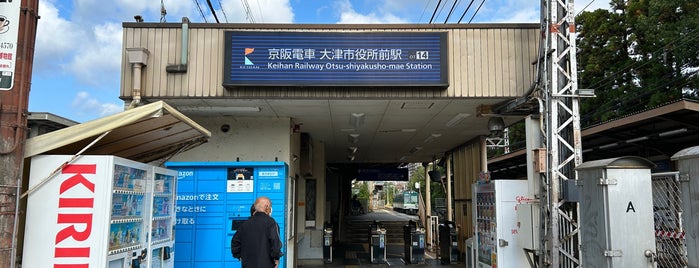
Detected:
left=193, top=0, right=208, bottom=22
left=576, top=0, right=596, bottom=16
left=240, top=0, right=256, bottom=23
left=418, top=0, right=435, bottom=23
left=444, top=0, right=461, bottom=23
left=206, top=0, right=220, bottom=23
left=217, top=0, right=229, bottom=23
left=429, top=0, right=443, bottom=24
left=256, top=0, right=265, bottom=23
left=468, top=0, right=487, bottom=23
left=456, top=0, right=476, bottom=23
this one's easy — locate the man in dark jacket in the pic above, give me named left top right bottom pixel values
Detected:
left=231, top=196, right=283, bottom=268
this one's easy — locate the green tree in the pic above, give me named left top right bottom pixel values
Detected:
left=408, top=165, right=446, bottom=209
left=357, top=181, right=370, bottom=201
left=384, top=182, right=395, bottom=206
left=577, top=5, right=636, bottom=125
left=576, top=0, right=699, bottom=126
left=625, top=0, right=699, bottom=106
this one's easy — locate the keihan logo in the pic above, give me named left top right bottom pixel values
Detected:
left=244, top=48, right=255, bottom=65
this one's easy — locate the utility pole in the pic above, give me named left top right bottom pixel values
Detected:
left=539, top=0, right=583, bottom=267
left=0, top=0, right=39, bottom=267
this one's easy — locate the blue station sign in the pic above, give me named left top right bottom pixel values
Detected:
left=223, top=31, right=448, bottom=87
left=356, top=168, right=409, bottom=181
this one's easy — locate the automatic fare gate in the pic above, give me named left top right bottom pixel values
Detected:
left=166, top=161, right=288, bottom=268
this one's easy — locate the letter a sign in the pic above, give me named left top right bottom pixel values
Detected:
left=626, top=201, right=636, bottom=213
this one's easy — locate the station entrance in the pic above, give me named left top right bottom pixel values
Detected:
left=119, top=21, right=539, bottom=267
left=306, top=162, right=463, bottom=267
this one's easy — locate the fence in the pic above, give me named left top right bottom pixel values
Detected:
left=652, top=172, right=688, bottom=268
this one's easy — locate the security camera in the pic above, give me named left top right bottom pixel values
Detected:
left=220, top=124, right=230, bottom=133
left=488, top=117, right=505, bottom=137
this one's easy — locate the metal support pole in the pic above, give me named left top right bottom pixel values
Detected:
left=446, top=155, right=452, bottom=222
left=0, top=1, right=39, bottom=267
left=540, top=0, right=582, bottom=267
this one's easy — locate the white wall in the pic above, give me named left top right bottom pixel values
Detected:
left=295, top=138, right=327, bottom=264
left=169, top=116, right=330, bottom=265
left=170, top=116, right=292, bottom=163
left=168, top=116, right=299, bottom=268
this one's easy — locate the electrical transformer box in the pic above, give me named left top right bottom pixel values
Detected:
left=576, top=156, right=656, bottom=268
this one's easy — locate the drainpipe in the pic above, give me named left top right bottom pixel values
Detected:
left=166, top=17, right=189, bottom=73
left=125, top=48, right=149, bottom=109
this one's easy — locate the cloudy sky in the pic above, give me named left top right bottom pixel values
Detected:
left=29, top=0, right=609, bottom=123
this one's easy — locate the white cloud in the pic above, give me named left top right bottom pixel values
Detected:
left=218, top=0, right=294, bottom=23
left=463, top=0, right=539, bottom=23
left=490, top=5, right=539, bottom=23
left=334, top=0, right=409, bottom=24
left=66, top=22, right=122, bottom=87
left=36, top=0, right=122, bottom=88
left=419, top=0, right=611, bottom=24
left=72, top=91, right=122, bottom=118
left=35, top=1, right=86, bottom=73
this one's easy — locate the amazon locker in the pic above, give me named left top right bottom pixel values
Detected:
left=166, top=161, right=288, bottom=268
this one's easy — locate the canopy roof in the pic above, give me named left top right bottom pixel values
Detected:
left=24, top=101, right=211, bottom=164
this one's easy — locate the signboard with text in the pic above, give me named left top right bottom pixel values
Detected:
left=223, top=31, right=448, bottom=87
left=357, top=168, right=409, bottom=181
left=226, top=167, right=254, bottom=192
left=0, top=0, right=21, bottom=90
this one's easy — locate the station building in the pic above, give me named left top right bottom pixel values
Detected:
left=118, top=20, right=539, bottom=266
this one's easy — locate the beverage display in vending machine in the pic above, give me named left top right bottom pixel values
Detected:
left=473, top=179, right=530, bottom=268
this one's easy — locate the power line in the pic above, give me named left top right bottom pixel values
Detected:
left=193, top=0, right=208, bottom=22
left=256, top=1, right=265, bottom=23
left=434, top=0, right=450, bottom=23
left=217, top=0, right=229, bottom=23
left=467, top=0, right=486, bottom=23
left=418, top=0, right=435, bottom=23
left=206, top=0, right=220, bottom=23
left=444, top=0, right=461, bottom=23
left=240, top=0, right=256, bottom=23
left=429, top=0, right=443, bottom=24
left=457, top=0, right=476, bottom=23
left=576, top=0, right=596, bottom=16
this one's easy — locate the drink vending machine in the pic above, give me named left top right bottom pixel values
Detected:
left=473, top=179, right=529, bottom=268
left=23, top=155, right=177, bottom=268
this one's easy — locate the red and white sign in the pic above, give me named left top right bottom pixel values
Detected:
left=655, top=230, right=685, bottom=239
left=24, top=156, right=111, bottom=267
